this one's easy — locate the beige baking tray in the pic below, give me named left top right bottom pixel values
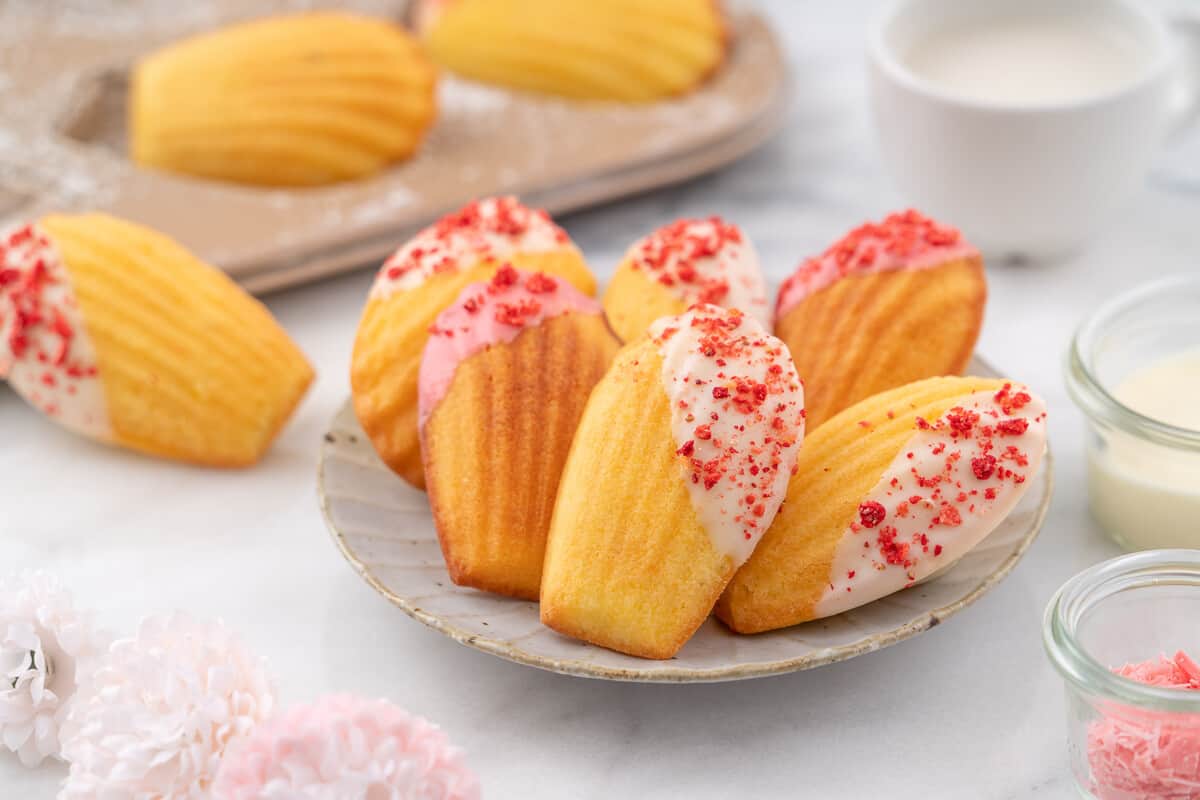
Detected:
left=0, top=1, right=788, bottom=293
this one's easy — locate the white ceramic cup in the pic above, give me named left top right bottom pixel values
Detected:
left=868, top=0, right=1200, bottom=258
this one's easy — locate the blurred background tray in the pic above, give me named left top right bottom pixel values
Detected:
left=0, top=0, right=788, bottom=293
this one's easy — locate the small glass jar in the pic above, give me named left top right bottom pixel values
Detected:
left=1044, top=550, right=1200, bottom=799
left=1065, top=276, right=1200, bottom=550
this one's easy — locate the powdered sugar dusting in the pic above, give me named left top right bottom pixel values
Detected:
left=439, top=79, right=512, bottom=114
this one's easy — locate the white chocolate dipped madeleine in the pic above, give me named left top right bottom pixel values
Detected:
left=540, top=304, right=805, bottom=659
left=603, top=216, right=770, bottom=343
left=716, top=377, right=1047, bottom=633
left=0, top=215, right=313, bottom=466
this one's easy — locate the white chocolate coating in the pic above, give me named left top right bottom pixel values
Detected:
left=369, top=197, right=575, bottom=299
left=650, top=305, right=805, bottom=566
left=813, top=387, right=1047, bottom=618
left=0, top=223, right=111, bottom=440
left=626, top=218, right=770, bottom=327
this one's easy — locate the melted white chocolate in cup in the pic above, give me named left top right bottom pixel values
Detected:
left=904, top=16, right=1148, bottom=106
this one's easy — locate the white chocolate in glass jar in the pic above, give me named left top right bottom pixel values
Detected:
left=1088, top=350, right=1200, bottom=549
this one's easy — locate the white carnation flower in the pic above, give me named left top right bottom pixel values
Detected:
left=0, top=571, right=107, bottom=767
left=59, top=613, right=275, bottom=798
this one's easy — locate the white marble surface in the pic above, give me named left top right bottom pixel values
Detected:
left=3, top=1, right=1198, bottom=796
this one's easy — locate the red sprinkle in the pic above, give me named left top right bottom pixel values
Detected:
left=524, top=272, right=558, bottom=294
left=858, top=501, right=887, bottom=529
left=778, top=209, right=966, bottom=314
left=377, top=197, right=569, bottom=286
left=490, top=264, right=520, bottom=290
left=877, top=525, right=912, bottom=568
left=997, top=418, right=1029, bottom=436
left=0, top=223, right=100, bottom=416
left=629, top=217, right=745, bottom=308
left=972, top=454, right=997, bottom=481
left=494, top=298, right=542, bottom=327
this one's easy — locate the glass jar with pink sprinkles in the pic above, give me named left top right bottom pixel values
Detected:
left=1045, top=550, right=1200, bottom=799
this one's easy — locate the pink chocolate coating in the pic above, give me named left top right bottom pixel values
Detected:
left=418, top=266, right=601, bottom=426
left=775, top=209, right=979, bottom=319
left=1088, top=651, right=1200, bottom=800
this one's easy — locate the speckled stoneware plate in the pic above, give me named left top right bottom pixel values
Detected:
left=0, top=0, right=787, bottom=293
left=318, top=356, right=1054, bottom=683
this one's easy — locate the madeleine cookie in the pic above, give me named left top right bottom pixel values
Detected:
left=775, top=210, right=986, bottom=429
left=540, top=305, right=804, bottom=659
left=351, top=197, right=597, bottom=488
left=416, top=0, right=727, bottom=102
left=0, top=215, right=313, bottom=465
left=420, top=267, right=620, bottom=599
left=132, top=12, right=437, bottom=186
left=603, top=216, right=770, bottom=343
left=716, top=377, right=1046, bottom=634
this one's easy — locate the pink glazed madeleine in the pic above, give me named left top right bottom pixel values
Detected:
left=775, top=209, right=987, bottom=429
left=418, top=266, right=620, bottom=600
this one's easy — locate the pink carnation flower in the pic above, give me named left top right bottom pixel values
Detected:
left=213, top=694, right=481, bottom=800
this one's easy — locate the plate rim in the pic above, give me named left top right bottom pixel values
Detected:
left=317, top=359, right=1055, bottom=683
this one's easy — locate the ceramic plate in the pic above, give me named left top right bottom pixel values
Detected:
left=317, top=356, right=1053, bottom=682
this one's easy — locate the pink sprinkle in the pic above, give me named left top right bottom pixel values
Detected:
left=1087, top=651, right=1200, bottom=799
